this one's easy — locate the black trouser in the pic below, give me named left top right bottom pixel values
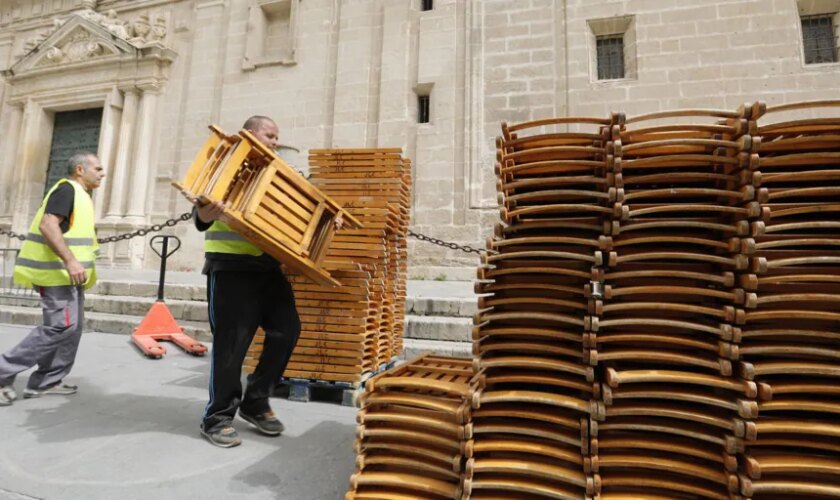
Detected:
left=202, top=269, right=301, bottom=432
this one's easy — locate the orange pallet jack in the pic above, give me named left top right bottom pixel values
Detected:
left=132, top=235, right=207, bottom=359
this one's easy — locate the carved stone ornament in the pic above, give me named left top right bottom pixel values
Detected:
left=101, top=10, right=131, bottom=40
left=148, top=16, right=168, bottom=43
left=131, top=14, right=151, bottom=43
left=44, top=46, right=64, bottom=63
left=15, top=6, right=171, bottom=62
left=34, top=28, right=105, bottom=66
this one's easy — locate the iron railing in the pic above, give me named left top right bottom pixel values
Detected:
left=0, top=248, right=37, bottom=300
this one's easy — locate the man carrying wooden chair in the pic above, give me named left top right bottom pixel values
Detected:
left=194, top=115, right=342, bottom=448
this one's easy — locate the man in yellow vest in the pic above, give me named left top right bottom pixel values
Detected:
left=0, top=152, right=105, bottom=406
left=194, top=115, right=342, bottom=447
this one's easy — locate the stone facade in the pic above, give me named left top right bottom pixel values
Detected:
left=1, top=0, right=839, bottom=279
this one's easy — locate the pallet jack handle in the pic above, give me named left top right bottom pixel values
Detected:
left=149, top=235, right=181, bottom=301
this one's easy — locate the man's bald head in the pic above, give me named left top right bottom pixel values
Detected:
left=242, top=115, right=279, bottom=150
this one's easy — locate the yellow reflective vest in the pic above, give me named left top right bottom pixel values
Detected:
left=204, top=221, right=262, bottom=256
left=14, top=179, right=99, bottom=289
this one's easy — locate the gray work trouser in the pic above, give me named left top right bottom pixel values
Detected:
left=0, top=285, right=84, bottom=390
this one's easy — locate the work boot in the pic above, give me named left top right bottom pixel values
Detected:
left=0, top=386, right=15, bottom=406
left=200, top=425, right=242, bottom=448
left=239, top=409, right=284, bottom=436
left=22, top=383, right=78, bottom=399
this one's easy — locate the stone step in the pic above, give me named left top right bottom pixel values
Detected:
left=57, top=280, right=478, bottom=321
left=403, top=315, right=472, bottom=342
left=86, top=294, right=209, bottom=322
left=0, top=306, right=475, bottom=346
left=0, top=304, right=212, bottom=342
left=91, top=279, right=478, bottom=318
left=93, top=280, right=206, bottom=302
left=405, top=295, right=477, bottom=318
left=402, top=338, right=473, bottom=359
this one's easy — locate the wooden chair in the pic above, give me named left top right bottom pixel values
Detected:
left=477, top=357, right=595, bottom=384
left=463, top=473, right=588, bottom=500
left=592, top=453, right=738, bottom=493
left=605, top=368, right=758, bottom=398
left=175, top=127, right=364, bottom=287
left=594, top=432, right=737, bottom=472
left=597, top=472, right=729, bottom=499
left=598, top=417, right=744, bottom=455
left=467, top=436, right=586, bottom=470
left=349, top=471, right=461, bottom=499
left=601, top=385, right=758, bottom=419
left=470, top=417, right=585, bottom=450
left=466, top=456, right=594, bottom=494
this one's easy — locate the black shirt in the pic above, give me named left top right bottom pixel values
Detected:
left=192, top=207, right=280, bottom=274
left=44, top=183, right=74, bottom=233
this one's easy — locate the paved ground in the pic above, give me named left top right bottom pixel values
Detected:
left=0, top=324, right=358, bottom=500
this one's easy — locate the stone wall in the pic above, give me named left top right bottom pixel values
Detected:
left=0, top=0, right=838, bottom=279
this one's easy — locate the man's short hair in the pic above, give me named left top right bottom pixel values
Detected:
left=242, top=115, right=275, bottom=131
left=66, top=151, right=95, bottom=176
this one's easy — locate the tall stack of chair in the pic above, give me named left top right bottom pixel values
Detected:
left=463, top=117, right=617, bottom=499
left=174, top=126, right=361, bottom=287
left=593, top=107, right=764, bottom=499
left=306, top=149, right=411, bottom=369
left=346, top=354, right=479, bottom=500
left=243, top=149, right=411, bottom=387
left=737, top=100, right=840, bottom=498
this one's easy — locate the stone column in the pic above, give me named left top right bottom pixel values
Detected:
left=93, top=87, right=123, bottom=220
left=105, top=88, right=138, bottom=220
left=125, top=85, right=159, bottom=223
left=0, top=104, right=23, bottom=217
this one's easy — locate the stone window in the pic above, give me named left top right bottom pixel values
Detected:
left=797, top=0, right=840, bottom=65
left=418, top=94, right=430, bottom=123
left=587, top=16, right=636, bottom=82
left=802, top=15, right=838, bottom=64
left=243, top=0, right=298, bottom=71
left=421, top=0, right=434, bottom=11
left=596, top=35, right=625, bottom=80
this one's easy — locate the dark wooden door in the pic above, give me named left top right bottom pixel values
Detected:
left=45, top=108, right=103, bottom=195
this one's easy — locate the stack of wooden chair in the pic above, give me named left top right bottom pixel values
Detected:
left=737, top=100, right=840, bottom=498
left=174, top=126, right=361, bottom=287
left=594, top=107, right=766, bottom=500
left=244, top=148, right=411, bottom=388
left=462, top=117, right=617, bottom=499
left=346, top=354, right=479, bottom=500
left=333, top=102, right=840, bottom=499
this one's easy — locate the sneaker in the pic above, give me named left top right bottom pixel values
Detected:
left=239, top=410, right=284, bottom=436
left=0, top=386, right=14, bottom=406
left=0, top=385, right=17, bottom=404
left=22, top=383, right=78, bottom=399
left=200, top=425, right=242, bottom=448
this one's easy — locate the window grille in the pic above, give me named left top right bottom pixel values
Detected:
left=802, top=15, right=837, bottom=64
left=596, top=35, right=625, bottom=79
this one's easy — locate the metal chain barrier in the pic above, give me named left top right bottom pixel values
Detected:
left=4, top=212, right=482, bottom=255
left=0, top=227, right=25, bottom=242
left=407, top=229, right=482, bottom=255
left=96, top=211, right=193, bottom=244
left=0, top=211, right=194, bottom=244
